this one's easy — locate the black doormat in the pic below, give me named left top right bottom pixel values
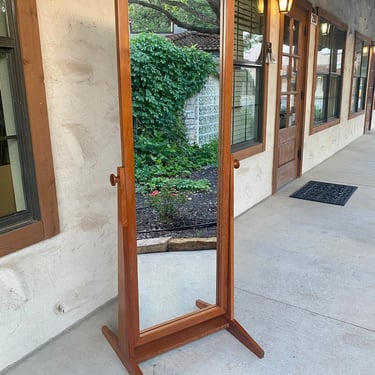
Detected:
left=290, top=180, right=357, bottom=206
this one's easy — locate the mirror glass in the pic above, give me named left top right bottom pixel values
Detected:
left=128, top=1, right=221, bottom=330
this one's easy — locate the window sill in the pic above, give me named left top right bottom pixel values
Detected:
left=0, top=222, right=44, bottom=257
left=232, top=142, right=264, bottom=160
left=310, top=118, right=340, bottom=135
left=348, top=110, right=365, bottom=120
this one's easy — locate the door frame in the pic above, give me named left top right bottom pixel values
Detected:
left=272, top=0, right=311, bottom=193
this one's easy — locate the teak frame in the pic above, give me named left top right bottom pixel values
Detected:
left=102, top=0, right=264, bottom=373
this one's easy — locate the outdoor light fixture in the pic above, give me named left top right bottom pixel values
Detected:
left=278, top=0, right=293, bottom=13
left=320, top=22, right=331, bottom=36
left=257, top=0, right=264, bottom=15
left=363, top=45, right=369, bottom=55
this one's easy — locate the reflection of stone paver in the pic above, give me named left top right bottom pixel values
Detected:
left=137, top=237, right=216, bottom=254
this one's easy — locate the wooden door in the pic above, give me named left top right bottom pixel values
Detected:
left=364, top=49, right=375, bottom=132
left=274, top=6, right=307, bottom=191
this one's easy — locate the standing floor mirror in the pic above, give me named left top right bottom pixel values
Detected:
left=102, top=0, right=264, bottom=373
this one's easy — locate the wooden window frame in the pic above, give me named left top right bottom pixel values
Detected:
left=231, top=0, right=269, bottom=160
left=310, top=9, right=347, bottom=135
left=348, top=31, right=371, bottom=119
left=0, top=0, right=59, bottom=257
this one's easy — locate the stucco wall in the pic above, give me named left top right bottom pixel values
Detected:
left=0, top=1, right=120, bottom=370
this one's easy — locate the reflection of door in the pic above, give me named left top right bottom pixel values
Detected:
left=273, top=6, right=307, bottom=191
left=364, top=50, right=375, bottom=132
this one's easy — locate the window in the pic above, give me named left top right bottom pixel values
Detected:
left=350, top=34, right=370, bottom=115
left=312, top=16, right=346, bottom=128
left=231, top=0, right=265, bottom=155
left=0, top=0, right=59, bottom=257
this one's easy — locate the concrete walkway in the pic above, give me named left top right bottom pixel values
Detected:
left=3, top=132, right=375, bottom=374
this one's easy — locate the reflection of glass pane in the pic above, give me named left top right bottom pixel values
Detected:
left=332, top=49, right=343, bottom=74
left=361, top=45, right=369, bottom=77
left=280, top=95, right=288, bottom=129
left=234, top=0, right=263, bottom=63
left=232, top=66, right=259, bottom=143
left=353, top=39, right=362, bottom=76
left=327, top=76, right=340, bottom=118
left=291, top=58, right=298, bottom=91
left=0, top=2, right=8, bottom=37
left=350, top=77, right=358, bottom=113
left=281, top=77, right=288, bottom=92
left=314, top=75, right=327, bottom=124
left=357, top=77, right=366, bottom=111
left=292, top=20, right=299, bottom=55
left=0, top=52, right=26, bottom=217
left=289, top=94, right=296, bottom=126
left=281, top=55, right=289, bottom=77
left=283, top=16, right=290, bottom=54
left=317, top=47, right=330, bottom=74
left=332, top=28, right=345, bottom=73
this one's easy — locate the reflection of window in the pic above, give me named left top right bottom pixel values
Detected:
left=1, top=0, right=59, bottom=256
left=313, top=17, right=346, bottom=127
left=350, top=35, right=369, bottom=114
left=231, top=0, right=264, bottom=153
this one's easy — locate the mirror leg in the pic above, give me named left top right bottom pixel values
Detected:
left=102, top=326, right=143, bottom=375
left=226, top=319, right=264, bottom=359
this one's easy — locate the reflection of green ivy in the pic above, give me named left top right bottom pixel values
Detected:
left=130, top=33, right=217, bottom=144
left=130, top=33, right=218, bottom=194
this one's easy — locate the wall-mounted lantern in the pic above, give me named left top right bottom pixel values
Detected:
left=257, top=0, right=264, bottom=15
left=278, top=0, right=293, bottom=13
left=320, top=22, right=331, bottom=36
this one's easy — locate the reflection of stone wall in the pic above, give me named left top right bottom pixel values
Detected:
left=184, top=76, right=219, bottom=146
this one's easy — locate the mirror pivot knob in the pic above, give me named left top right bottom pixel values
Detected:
left=110, top=173, right=120, bottom=186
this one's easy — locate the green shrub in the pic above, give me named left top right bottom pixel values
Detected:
left=148, top=187, right=187, bottom=224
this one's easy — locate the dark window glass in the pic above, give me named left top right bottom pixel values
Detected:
left=231, top=0, right=264, bottom=152
left=0, top=0, right=39, bottom=232
left=313, top=17, right=346, bottom=126
left=350, top=36, right=369, bottom=114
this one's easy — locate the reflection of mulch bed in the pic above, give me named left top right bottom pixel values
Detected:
left=136, top=166, right=217, bottom=240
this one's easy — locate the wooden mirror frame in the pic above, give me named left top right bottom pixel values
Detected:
left=102, top=0, right=264, bottom=373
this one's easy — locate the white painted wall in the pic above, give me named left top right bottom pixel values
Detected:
left=0, top=1, right=121, bottom=370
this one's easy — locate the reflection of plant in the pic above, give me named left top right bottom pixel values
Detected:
left=314, top=105, right=323, bottom=121
left=148, top=187, right=187, bottom=224
left=135, top=138, right=218, bottom=193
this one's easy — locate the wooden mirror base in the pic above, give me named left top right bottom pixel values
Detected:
left=102, top=320, right=263, bottom=375
left=103, top=301, right=264, bottom=375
